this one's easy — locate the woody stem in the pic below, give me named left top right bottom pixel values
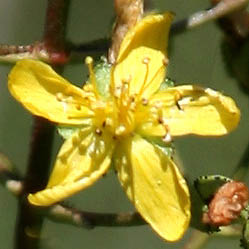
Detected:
left=14, top=1, right=71, bottom=249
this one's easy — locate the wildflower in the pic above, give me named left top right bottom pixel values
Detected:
left=8, top=13, right=240, bottom=241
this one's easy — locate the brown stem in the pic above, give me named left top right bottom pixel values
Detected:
left=0, top=44, right=33, bottom=56
left=47, top=204, right=145, bottom=228
left=14, top=0, right=71, bottom=248
left=43, top=0, right=70, bottom=64
left=108, top=0, right=144, bottom=64
left=14, top=118, right=55, bottom=249
left=0, top=152, right=23, bottom=196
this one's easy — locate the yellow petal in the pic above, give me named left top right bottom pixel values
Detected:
left=28, top=127, right=114, bottom=206
left=8, top=59, right=93, bottom=125
left=113, top=13, right=173, bottom=99
left=114, top=135, right=190, bottom=241
left=149, top=85, right=240, bottom=136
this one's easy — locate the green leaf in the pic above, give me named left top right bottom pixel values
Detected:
left=194, top=175, right=232, bottom=203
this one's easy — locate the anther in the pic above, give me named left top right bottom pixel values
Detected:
left=142, top=98, right=148, bottom=105
left=142, top=57, right=150, bottom=64
left=158, top=117, right=163, bottom=124
left=114, top=86, right=121, bottom=98
left=175, top=91, right=183, bottom=110
left=76, top=105, right=81, bottom=110
left=162, top=133, right=172, bottom=143
left=85, top=56, right=93, bottom=65
left=95, top=128, right=102, bottom=136
left=56, top=92, right=64, bottom=102
left=85, top=56, right=99, bottom=99
left=162, top=57, right=169, bottom=66
left=130, top=96, right=135, bottom=103
left=176, top=101, right=183, bottom=111
left=102, top=120, right=106, bottom=128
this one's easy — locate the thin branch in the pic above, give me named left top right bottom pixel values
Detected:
left=46, top=204, right=145, bottom=228
left=171, top=0, right=249, bottom=35
left=0, top=0, right=247, bottom=65
left=0, top=152, right=23, bottom=196
left=43, top=0, right=70, bottom=64
left=14, top=1, right=71, bottom=248
left=15, top=117, right=55, bottom=249
left=0, top=43, right=50, bottom=64
left=108, top=0, right=144, bottom=64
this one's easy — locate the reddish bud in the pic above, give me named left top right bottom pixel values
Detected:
left=203, top=181, right=249, bottom=226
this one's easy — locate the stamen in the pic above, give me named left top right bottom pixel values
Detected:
left=85, top=56, right=99, bottom=99
left=162, top=133, right=172, bottom=143
left=95, top=128, right=102, bottom=136
left=56, top=92, right=64, bottom=102
left=142, top=98, right=148, bottom=105
left=143, top=57, right=150, bottom=65
left=137, top=57, right=150, bottom=98
left=76, top=105, right=81, bottom=110
left=138, top=55, right=169, bottom=100
left=174, top=91, right=183, bottom=110
left=162, top=124, right=172, bottom=143
left=162, top=57, right=169, bottom=66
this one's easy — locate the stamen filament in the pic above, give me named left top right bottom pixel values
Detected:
left=85, top=56, right=100, bottom=99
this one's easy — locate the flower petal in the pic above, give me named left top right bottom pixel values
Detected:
left=149, top=85, right=240, bottom=136
left=114, top=135, right=190, bottom=241
left=113, top=13, right=173, bottom=99
left=28, top=127, right=114, bottom=206
left=8, top=59, right=93, bottom=125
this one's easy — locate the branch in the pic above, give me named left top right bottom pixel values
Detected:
left=108, top=0, right=144, bottom=64
left=14, top=1, right=71, bottom=248
left=46, top=204, right=145, bottom=228
left=171, top=0, right=249, bottom=34
left=0, top=0, right=248, bottom=65
left=0, top=152, right=23, bottom=196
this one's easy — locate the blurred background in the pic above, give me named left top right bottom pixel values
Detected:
left=0, top=0, right=248, bottom=248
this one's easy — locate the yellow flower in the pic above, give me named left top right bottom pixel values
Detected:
left=8, top=13, right=240, bottom=241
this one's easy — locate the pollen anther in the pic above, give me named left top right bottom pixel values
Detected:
left=162, top=57, right=169, bottom=66
left=56, top=92, right=64, bottom=102
left=142, top=98, right=148, bottom=105
left=95, top=128, right=102, bottom=136
left=142, top=57, right=150, bottom=64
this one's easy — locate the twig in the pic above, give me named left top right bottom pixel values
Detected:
left=14, top=0, right=71, bottom=248
left=0, top=43, right=50, bottom=64
left=108, top=0, right=144, bottom=64
left=0, top=0, right=247, bottom=65
left=0, top=152, right=23, bottom=196
left=47, top=204, right=145, bottom=228
left=15, top=118, right=55, bottom=249
left=171, top=0, right=249, bottom=35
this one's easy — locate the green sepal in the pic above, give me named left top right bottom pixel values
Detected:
left=194, top=175, right=232, bottom=203
left=159, top=77, right=175, bottom=91
left=57, top=126, right=80, bottom=140
left=143, top=136, right=174, bottom=158
left=241, top=214, right=249, bottom=249
left=94, top=56, right=111, bottom=98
